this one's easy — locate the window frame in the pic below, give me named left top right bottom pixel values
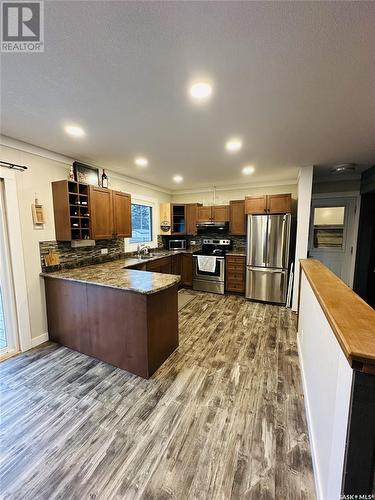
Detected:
left=129, top=202, right=153, bottom=245
left=124, top=196, right=158, bottom=252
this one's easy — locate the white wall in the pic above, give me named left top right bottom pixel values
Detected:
left=0, top=139, right=171, bottom=344
left=292, top=166, right=313, bottom=311
left=298, top=270, right=352, bottom=500
left=171, top=183, right=297, bottom=205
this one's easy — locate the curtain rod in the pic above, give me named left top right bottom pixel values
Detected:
left=0, top=161, right=28, bottom=171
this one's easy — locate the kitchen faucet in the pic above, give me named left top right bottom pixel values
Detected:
left=137, top=244, right=150, bottom=258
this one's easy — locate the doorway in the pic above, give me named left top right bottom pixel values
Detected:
left=308, top=196, right=359, bottom=287
left=0, top=179, right=19, bottom=356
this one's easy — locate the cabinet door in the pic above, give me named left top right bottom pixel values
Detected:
left=197, top=206, right=212, bottom=222
left=226, top=256, right=246, bottom=293
left=171, top=254, right=182, bottom=275
left=181, top=254, right=193, bottom=287
left=171, top=204, right=186, bottom=235
left=212, top=205, right=230, bottom=222
left=89, top=186, right=113, bottom=239
left=267, top=194, right=291, bottom=214
left=186, top=204, right=198, bottom=235
left=245, top=195, right=267, bottom=214
left=159, top=257, right=172, bottom=274
left=229, top=200, right=246, bottom=235
left=112, top=191, right=131, bottom=238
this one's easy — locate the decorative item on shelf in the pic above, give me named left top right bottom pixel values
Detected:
left=101, top=169, right=108, bottom=188
left=31, top=196, right=46, bottom=225
left=160, top=221, right=171, bottom=232
left=68, top=165, right=75, bottom=181
left=73, top=161, right=99, bottom=186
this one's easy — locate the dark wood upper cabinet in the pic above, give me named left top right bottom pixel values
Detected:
left=197, top=205, right=212, bottom=222
left=171, top=204, right=186, bottom=235
left=267, top=194, right=292, bottom=214
left=229, top=200, right=246, bottom=235
left=52, top=180, right=132, bottom=241
left=245, top=194, right=291, bottom=214
left=212, top=205, right=230, bottom=222
left=186, top=203, right=199, bottom=235
left=245, top=195, right=268, bottom=214
left=196, top=205, right=229, bottom=222
left=52, top=180, right=91, bottom=241
left=89, top=186, right=113, bottom=239
left=112, top=190, right=131, bottom=238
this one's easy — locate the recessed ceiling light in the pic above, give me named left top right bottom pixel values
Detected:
left=173, top=175, right=183, bottom=183
left=330, top=163, right=355, bottom=174
left=64, top=125, right=85, bottom=137
left=189, top=81, right=213, bottom=102
left=226, top=138, right=242, bottom=153
left=242, top=165, right=255, bottom=175
left=134, top=157, right=148, bottom=167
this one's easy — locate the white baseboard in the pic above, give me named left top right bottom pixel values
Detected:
left=297, top=333, right=323, bottom=500
left=31, top=332, right=49, bottom=348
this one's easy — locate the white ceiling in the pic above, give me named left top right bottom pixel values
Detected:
left=1, top=1, right=375, bottom=190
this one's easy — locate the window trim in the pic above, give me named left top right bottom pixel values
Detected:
left=129, top=202, right=153, bottom=245
left=124, top=196, right=158, bottom=252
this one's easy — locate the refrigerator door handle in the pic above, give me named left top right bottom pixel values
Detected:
left=263, top=217, right=268, bottom=266
left=247, top=267, right=287, bottom=274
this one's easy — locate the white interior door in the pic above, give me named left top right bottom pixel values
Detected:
left=308, top=197, right=359, bottom=286
left=0, top=179, right=19, bottom=355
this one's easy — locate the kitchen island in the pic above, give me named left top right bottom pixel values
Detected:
left=41, top=260, right=180, bottom=378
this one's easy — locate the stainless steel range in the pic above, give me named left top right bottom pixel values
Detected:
left=193, top=239, right=231, bottom=294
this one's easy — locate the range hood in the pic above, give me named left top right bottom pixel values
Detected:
left=196, top=221, right=229, bottom=233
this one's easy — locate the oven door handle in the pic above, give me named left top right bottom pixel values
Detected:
left=193, top=256, right=225, bottom=260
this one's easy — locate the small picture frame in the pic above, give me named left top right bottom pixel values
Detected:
left=73, top=161, right=100, bottom=186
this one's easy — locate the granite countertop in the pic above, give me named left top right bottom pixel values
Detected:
left=122, top=249, right=196, bottom=269
left=41, top=258, right=181, bottom=295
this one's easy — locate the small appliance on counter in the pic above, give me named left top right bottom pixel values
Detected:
left=193, top=239, right=231, bottom=294
left=169, top=239, right=187, bottom=251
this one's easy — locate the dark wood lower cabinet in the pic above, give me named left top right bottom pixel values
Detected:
left=147, top=253, right=192, bottom=287
left=146, top=256, right=172, bottom=274
left=171, top=254, right=182, bottom=275
left=181, top=253, right=193, bottom=287
left=226, top=255, right=246, bottom=293
left=44, top=277, right=178, bottom=378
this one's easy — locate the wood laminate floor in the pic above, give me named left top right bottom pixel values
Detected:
left=0, top=292, right=315, bottom=500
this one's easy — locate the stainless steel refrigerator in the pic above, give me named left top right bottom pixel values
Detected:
left=245, top=214, right=291, bottom=304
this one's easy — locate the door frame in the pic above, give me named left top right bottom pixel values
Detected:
left=310, top=192, right=361, bottom=288
left=0, top=167, right=32, bottom=354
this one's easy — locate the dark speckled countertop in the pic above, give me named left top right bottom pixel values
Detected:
left=40, top=250, right=197, bottom=294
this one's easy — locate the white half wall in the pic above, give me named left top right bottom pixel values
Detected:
left=298, top=271, right=352, bottom=500
left=292, top=166, right=313, bottom=311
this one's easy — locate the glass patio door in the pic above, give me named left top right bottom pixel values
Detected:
left=0, top=179, right=18, bottom=355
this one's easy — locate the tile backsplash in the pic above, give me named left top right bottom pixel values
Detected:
left=160, top=234, right=246, bottom=252
left=40, top=239, right=125, bottom=272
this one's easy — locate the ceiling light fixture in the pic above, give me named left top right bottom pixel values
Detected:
left=226, top=138, right=242, bottom=153
left=64, top=125, right=85, bottom=137
left=330, top=163, right=355, bottom=174
left=173, top=175, right=183, bottom=183
left=189, top=81, right=213, bottom=102
left=134, top=157, right=149, bottom=167
left=242, top=165, right=255, bottom=175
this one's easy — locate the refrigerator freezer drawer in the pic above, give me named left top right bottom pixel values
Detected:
left=245, top=267, right=288, bottom=304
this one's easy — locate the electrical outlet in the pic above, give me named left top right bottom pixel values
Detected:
left=101, top=248, right=108, bottom=255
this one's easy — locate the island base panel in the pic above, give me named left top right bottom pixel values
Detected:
left=44, top=278, right=179, bottom=378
